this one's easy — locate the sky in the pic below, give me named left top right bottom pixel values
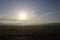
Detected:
left=0, top=0, right=60, bottom=24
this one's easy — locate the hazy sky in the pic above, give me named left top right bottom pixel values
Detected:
left=0, top=0, right=60, bottom=24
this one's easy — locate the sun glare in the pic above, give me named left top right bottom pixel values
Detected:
left=18, top=12, right=28, bottom=20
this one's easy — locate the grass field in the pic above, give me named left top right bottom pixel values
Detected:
left=0, top=23, right=60, bottom=40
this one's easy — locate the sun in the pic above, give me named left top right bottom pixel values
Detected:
left=19, top=13, right=27, bottom=20
left=18, top=12, right=28, bottom=20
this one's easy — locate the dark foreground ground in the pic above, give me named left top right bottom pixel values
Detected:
left=0, top=23, right=60, bottom=40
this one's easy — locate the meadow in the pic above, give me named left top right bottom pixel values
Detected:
left=0, top=23, right=60, bottom=40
